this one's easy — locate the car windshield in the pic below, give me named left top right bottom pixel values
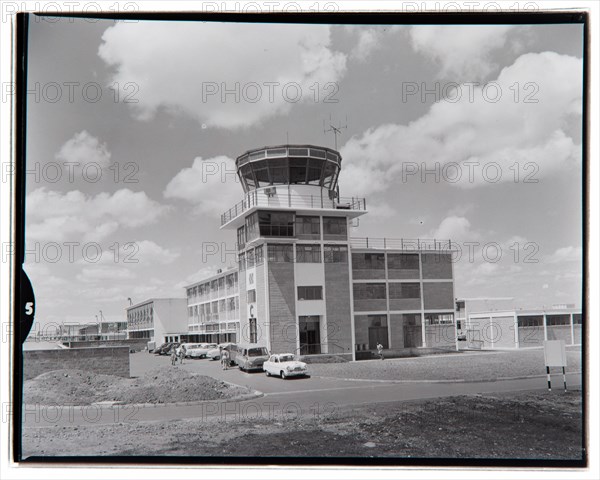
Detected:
left=248, top=348, right=268, bottom=357
left=279, top=355, right=295, bottom=362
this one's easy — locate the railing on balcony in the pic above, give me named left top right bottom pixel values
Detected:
left=221, top=190, right=367, bottom=226
left=350, top=237, right=455, bottom=251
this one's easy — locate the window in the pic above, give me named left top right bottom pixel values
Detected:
left=218, top=277, right=225, bottom=290
left=388, top=253, right=419, bottom=270
left=573, top=314, right=582, bottom=325
left=239, top=252, right=246, bottom=271
left=237, top=226, right=246, bottom=249
left=247, top=248, right=255, bottom=268
left=353, top=283, right=387, bottom=300
left=368, top=314, right=387, bottom=327
left=352, top=253, right=385, bottom=270
left=323, top=217, right=347, bottom=239
left=296, top=244, right=321, bottom=263
left=518, top=316, right=543, bottom=327
left=324, top=245, right=348, bottom=263
left=259, top=211, right=294, bottom=237
left=424, top=313, right=454, bottom=325
left=298, top=286, right=323, bottom=301
left=546, top=315, right=570, bottom=326
left=388, top=283, right=420, bottom=299
left=247, top=289, right=256, bottom=303
left=245, top=212, right=259, bottom=242
left=267, top=244, right=293, bottom=262
left=295, top=216, right=320, bottom=237
left=249, top=318, right=257, bottom=344
left=255, top=245, right=264, bottom=265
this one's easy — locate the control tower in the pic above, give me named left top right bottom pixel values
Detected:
left=220, top=145, right=367, bottom=357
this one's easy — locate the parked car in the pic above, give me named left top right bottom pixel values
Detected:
left=207, top=343, right=236, bottom=361
left=180, top=343, right=203, bottom=358
left=235, top=346, right=270, bottom=372
left=153, top=343, right=169, bottom=355
left=263, top=353, right=308, bottom=379
left=155, top=342, right=177, bottom=355
left=187, top=343, right=218, bottom=359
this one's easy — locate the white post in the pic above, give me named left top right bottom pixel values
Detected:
left=569, top=313, right=574, bottom=345
left=543, top=313, right=548, bottom=341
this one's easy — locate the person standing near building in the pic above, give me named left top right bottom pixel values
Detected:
left=377, top=343, right=384, bottom=360
left=170, top=345, right=178, bottom=366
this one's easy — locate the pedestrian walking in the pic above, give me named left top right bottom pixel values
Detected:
left=179, top=344, right=187, bottom=364
left=221, top=348, right=230, bottom=370
left=170, top=345, right=178, bottom=366
left=377, top=342, right=384, bottom=360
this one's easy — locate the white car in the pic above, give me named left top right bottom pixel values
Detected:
left=263, top=353, right=308, bottom=379
left=186, top=343, right=217, bottom=359
left=207, top=343, right=236, bottom=361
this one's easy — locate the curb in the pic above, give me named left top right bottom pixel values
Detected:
left=310, top=371, right=582, bottom=385
left=24, top=390, right=264, bottom=410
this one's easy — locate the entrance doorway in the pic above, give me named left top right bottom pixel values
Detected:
left=368, top=326, right=389, bottom=350
left=367, top=315, right=389, bottom=350
left=299, top=316, right=321, bottom=354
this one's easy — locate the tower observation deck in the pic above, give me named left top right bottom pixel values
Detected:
left=221, top=144, right=367, bottom=228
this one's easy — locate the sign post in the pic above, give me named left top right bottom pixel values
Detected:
left=543, top=340, right=568, bottom=392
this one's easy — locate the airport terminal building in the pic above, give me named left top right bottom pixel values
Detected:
left=128, top=144, right=458, bottom=359
left=177, top=144, right=458, bottom=360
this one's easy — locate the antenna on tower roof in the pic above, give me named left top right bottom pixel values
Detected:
left=324, top=114, right=347, bottom=150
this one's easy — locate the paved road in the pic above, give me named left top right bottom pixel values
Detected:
left=22, top=352, right=581, bottom=428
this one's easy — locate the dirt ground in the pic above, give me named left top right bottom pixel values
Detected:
left=22, top=390, right=583, bottom=461
left=24, top=367, right=253, bottom=405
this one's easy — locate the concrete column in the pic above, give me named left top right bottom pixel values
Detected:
left=514, top=313, right=519, bottom=348
left=419, top=252, right=426, bottom=347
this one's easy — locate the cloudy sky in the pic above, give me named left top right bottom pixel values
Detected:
left=24, top=17, right=584, bottom=330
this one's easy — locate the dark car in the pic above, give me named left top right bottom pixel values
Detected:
left=153, top=343, right=171, bottom=355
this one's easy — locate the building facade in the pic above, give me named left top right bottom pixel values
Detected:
left=126, top=298, right=188, bottom=349
left=215, top=144, right=458, bottom=360
left=185, top=268, right=240, bottom=344
left=456, top=298, right=582, bottom=348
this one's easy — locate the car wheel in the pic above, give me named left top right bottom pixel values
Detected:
left=280, top=371, right=286, bottom=379
left=265, top=370, right=270, bottom=377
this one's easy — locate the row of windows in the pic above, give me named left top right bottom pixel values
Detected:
left=517, top=315, right=582, bottom=327
left=353, top=283, right=421, bottom=300
left=265, top=244, right=349, bottom=263
left=239, top=245, right=264, bottom=271
left=188, top=297, right=240, bottom=318
left=358, top=313, right=452, bottom=326
left=352, top=253, right=420, bottom=270
left=237, top=213, right=348, bottom=244
left=187, top=272, right=239, bottom=299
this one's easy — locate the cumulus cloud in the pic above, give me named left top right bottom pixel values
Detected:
left=98, top=22, right=346, bottom=129
left=429, top=216, right=480, bottom=243
left=164, top=155, right=241, bottom=217
left=55, top=130, right=111, bottom=168
left=409, top=25, right=514, bottom=80
left=339, top=52, right=582, bottom=195
left=546, top=246, right=582, bottom=264
left=347, top=26, right=402, bottom=62
left=26, top=188, right=170, bottom=242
